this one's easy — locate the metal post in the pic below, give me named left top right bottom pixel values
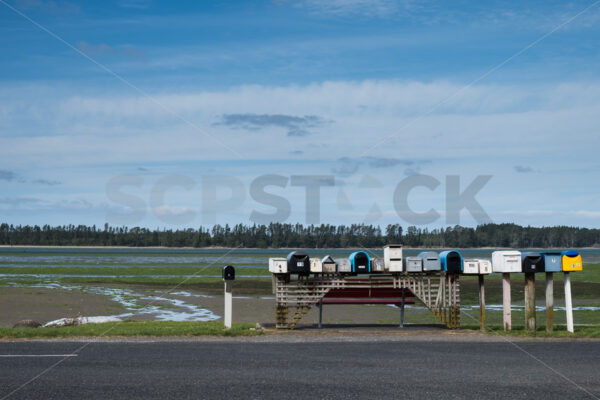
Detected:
left=318, top=298, right=323, bottom=329
left=545, top=272, right=554, bottom=332
left=564, top=272, right=574, bottom=333
left=478, top=274, right=485, bottom=332
left=502, top=273, right=511, bottom=331
left=524, top=272, right=536, bottom=332
left=400, top=287, right=406, bottom=328
left=224, top=280, right=232, bottom=329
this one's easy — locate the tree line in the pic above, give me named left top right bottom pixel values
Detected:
left=0, top=222, right=599, bottom=248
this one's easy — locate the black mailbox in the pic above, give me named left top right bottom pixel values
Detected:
left=287, top=251, right=310, bottom=275
left=522, top=252, right=545, bottom=273
left=222, top=265, right=235, bottom=281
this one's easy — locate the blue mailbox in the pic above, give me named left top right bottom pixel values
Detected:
left=543, top=252, right=562, bottom=272
left=349, top=251, right=371, bottom=274
left=439, top=250, right=463, bottom=273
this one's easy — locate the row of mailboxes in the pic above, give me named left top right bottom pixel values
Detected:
left=269, top=248, right=464, bottom=274
left=384, top=246, right=464, bottom=273
left=491, top=250, right=582, bottom=273
left=268, top=249, right=583, bottom=275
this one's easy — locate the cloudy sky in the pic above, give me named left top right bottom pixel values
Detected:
left=1, top=0, right=600, bottom=229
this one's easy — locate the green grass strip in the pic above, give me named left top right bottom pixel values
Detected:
left=0, top=321, right=263, bottom=339
left=462, top=323, right=600, bottom=338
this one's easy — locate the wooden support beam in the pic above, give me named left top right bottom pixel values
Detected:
left=524, top=272, right=536, bottom=332
left=273, top=273, right=460, bottom=329
left=502, top=273, right=511, bottom=331
left=545, top=272, right=554, bottom=333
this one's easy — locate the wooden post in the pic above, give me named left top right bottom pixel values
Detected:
left=502, top=273, right=511, bottom=331
left=524, top=272, right=536, bottom=332
left=545, top=272, right=554, bottom=332
left=478, top=274, right=486, bottom=332
left=224, top=280, right=232, bottom=329
left=318, top=298, right=323, bottom=329
left=564, top=272, right=574, bottom=333
left=400, top=287, right=406, bottom=328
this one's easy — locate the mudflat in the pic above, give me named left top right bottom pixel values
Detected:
left=0, top=285, right=430, bottom=328
left=0, top=287, right=125, bottom=327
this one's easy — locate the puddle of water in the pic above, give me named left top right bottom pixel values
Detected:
left=170, top=291, right=214, bottom=298
left=44, top=315, right=122, bottom=327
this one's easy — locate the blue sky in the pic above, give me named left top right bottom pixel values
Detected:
left=1, top=0, right=600, bottom=229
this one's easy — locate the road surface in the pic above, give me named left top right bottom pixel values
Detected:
left=1, top=338, right=599, bottom=399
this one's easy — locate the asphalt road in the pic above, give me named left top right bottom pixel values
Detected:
left=1, top=339, right=599, bottom=400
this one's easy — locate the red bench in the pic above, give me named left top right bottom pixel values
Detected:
left=318, top=287, right=415, bottom=328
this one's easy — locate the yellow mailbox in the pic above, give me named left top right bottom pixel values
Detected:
left=561, top=250, right=582, bottom=272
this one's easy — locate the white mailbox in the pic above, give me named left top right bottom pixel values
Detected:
left=335, top=258, right=352, bottom=274
left=492, top=251, right=522, bottom=273
left=321, top=255, right=336, bottom=273
left=404, top=256, right=422, bottom=272
left=463, top=259, right=479, bottom=274
left=269, top=257, right=287, bottom=274
left=371, top=258, right=385, bottom=272
left=310, top=258, right=323, bottom=273
left=384, top=244, right=403, bottom=272
left=477, top=259, right=492, bottom=274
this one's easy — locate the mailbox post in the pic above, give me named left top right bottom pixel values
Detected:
left=478, top=274, right=486, bottom=332
left=564, top=272, right=573, bottom=333
left=543, top=253, right=561, bottom=332
left=524, top=272, right=536, bottom=331
left=522, top=252, right=544, bottom=332
left=562, top=251, right=582, bottom=333
left=492, top=251, right=522, bottom=331
left=222, top=266, right=235, bottom=329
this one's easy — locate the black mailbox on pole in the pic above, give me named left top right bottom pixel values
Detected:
left=222, top=265, right=235, bottom=281
left=287, top=251, right=310, bottom=275
left=522, top=252, right=545, bottom=273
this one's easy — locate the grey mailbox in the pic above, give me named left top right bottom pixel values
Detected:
left=417, top=251, right=441, bottom=271
left=404, top=256, right=423, bottom=272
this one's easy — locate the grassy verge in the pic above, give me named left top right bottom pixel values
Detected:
left=0, top=321, right=263, bottom=339
left=462, top=323, right=600, bottom=338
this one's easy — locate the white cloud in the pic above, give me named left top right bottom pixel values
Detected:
left=2, top=79, right=600, bottom=227
left=1, top=79, right=600, bottom=170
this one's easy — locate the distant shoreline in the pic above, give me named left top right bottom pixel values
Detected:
left=0, top=245, right=598, bottom=250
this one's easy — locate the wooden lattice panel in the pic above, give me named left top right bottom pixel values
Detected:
left=273, top=273, right=460, bottom=329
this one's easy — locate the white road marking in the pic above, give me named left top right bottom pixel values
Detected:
left=0, top=354, right=78, bottom=358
